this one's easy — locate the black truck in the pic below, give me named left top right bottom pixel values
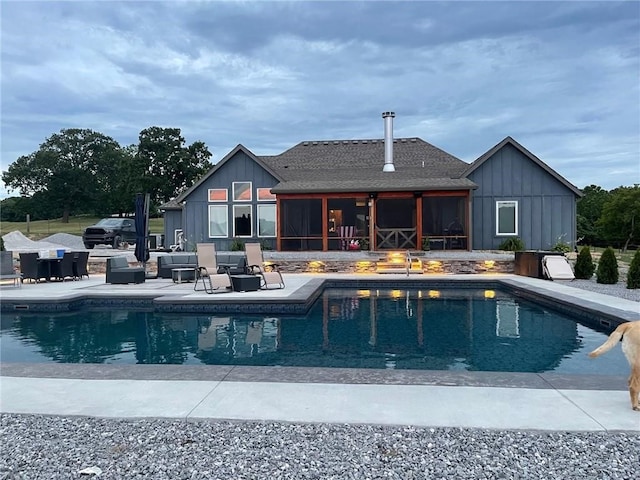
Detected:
left=82, top=218, right=138, bottom=249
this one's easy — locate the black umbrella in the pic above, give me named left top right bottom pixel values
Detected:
left=134, top=193, right=150, bottom=265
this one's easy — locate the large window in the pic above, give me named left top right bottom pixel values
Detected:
left=496, top=201, right=518, bottom=236
left=233, top=205, right=252, bottom=237
left=208, top=205, right=228, bottom=238
left=257, top=204, right=276, bottom=237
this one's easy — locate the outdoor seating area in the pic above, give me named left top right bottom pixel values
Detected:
left=18, top=251, right=91, bottom=283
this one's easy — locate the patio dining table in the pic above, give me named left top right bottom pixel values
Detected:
left=36, top=257, right=62, bottom=282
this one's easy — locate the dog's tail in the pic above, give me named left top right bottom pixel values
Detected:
left=588, top=322, right=633, bottom=358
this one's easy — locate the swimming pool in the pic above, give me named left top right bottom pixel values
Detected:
left=0, top=288, right=627, bottom=374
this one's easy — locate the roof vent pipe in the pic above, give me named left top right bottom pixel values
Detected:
left=382, top=111, right=395, bottom=172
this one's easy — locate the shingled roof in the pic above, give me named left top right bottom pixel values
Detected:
left=260, top=137, right=476, bottom=194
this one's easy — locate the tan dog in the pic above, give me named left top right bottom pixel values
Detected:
left=589, top=321, right=640, bottom=411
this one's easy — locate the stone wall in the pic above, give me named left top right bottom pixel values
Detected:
left=87, top=254, right=514, bottom=276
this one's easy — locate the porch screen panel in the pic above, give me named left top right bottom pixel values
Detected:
left=422, top=196, right=467, bottom=250
left=327, top=198, right=369, bottom=251
left=280, top=199, right=323, bottom=251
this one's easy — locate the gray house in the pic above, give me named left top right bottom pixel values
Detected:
left=161, top=114, right=581, bottom=252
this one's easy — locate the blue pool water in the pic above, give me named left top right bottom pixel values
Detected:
left=0, top=288, right=628, bottom=374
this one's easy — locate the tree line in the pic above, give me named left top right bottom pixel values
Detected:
left=1, top=127, right=211, bottom=222
left=577, top=184, right=639, bottom=252
left=1, top=128, right=638, bottom=251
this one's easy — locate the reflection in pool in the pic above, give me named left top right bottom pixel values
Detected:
left=0, top=288, right=628, bottom=374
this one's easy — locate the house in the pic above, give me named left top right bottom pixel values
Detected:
left=161, top=113, right=582, bottom=252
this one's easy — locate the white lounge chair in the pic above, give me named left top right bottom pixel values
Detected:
left=542, top=255, right=575, bottom=281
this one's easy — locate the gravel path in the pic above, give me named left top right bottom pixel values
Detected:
left=1, top=416, right=638, bottom=480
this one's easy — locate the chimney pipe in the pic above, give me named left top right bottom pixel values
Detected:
left=382, top=111, right=395, bottom=172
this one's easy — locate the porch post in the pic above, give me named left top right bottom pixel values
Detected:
left=368, top=196, right=376, bottom=251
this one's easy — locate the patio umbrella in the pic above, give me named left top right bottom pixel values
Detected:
left=134, top=193, right=150, bottom=267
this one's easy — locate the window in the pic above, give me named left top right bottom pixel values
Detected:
left=496, top=201, right=518, bottom=236
left=233, top=182, right=252, bottom=201
left=257, top=188, right=276, bottom=201
left=208, top=205, right=228, bottom=238
left=233, top=205, right=252, bottom=237
left=208, top=189, right=228, bottom=202
left=257, top=204, right=276, bottom=237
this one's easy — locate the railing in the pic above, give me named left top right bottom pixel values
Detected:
left=376, top=228, right=416, bottom=249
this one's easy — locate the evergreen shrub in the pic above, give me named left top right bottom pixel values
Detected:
left=573, top=246, right=595, bottom=279
left=596, top=247, right=618, bottom=284
left=627, top=249, right=640, bottom=289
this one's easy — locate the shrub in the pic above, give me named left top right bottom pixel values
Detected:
left=229, top=238, right=245, bottom=251
left=596, top=247, right=619, bottom=284
left=573, top=246, right=595, bottom=279
left=498, top=237, right=525, bottom=251
left=551, top=241, right=572, bottom=253
left=422, top=237, right=430, bottom=251
left=627, top=249, right=640, bottom=289
left=0, top=236, right=4, bottom=252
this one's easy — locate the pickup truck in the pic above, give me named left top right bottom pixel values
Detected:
left=82, top=218, right=138, bottom=249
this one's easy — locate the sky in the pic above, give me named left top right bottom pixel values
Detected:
left=1, top=0, right=639, bottom=199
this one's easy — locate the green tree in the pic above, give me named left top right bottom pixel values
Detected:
left=596, top=247, right=619, bottom=284
left=134, top=127, right=212, bottom=209
left=627, top=249, right=640, bottom=289
left=574, top=246, right=595, bottom=279
left=597, top=186, right=640, bottom=252
left=1, top=129, right=124, bottom=222
left=576, top=185, right=610, bottom=246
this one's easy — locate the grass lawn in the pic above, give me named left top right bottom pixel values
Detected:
left=0, top=216, right=164, bottom=240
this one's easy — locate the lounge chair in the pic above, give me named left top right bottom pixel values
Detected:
left=244, top=242, right=285, bottom=289
left=542, top=255, right=575, bottom=281
left=194, top=243, right=232, bottom=294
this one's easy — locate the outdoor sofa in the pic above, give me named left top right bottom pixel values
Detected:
left=157, top=254, right=198, bottom=279
left=106, top=257, right=145, bottom=284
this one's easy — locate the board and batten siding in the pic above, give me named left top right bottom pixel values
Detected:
left=180, top=150, right=279, bottom=251
left=468, top=143, right=578, bottom=251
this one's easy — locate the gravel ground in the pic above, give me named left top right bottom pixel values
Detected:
left=1, top=416, right=638, bottom=480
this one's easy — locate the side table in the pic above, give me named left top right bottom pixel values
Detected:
left=230, top=274, right=261, bottom=292
left=172, top=267, right=195, bottom=283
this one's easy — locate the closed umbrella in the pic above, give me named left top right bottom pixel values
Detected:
left=134, top=193, right=150, bottom=267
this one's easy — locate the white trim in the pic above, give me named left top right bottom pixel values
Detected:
left=208, top=205, right=228, bottom=238
left=257, top=204, right=276, bottom=237
left=496, top=200, right=518, bottom=236
left=232, top=181, right=252, bottom=202
left=232, top=204, right=253, bottom=237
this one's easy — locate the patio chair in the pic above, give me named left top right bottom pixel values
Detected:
left=19, top=252, right=47, bottom=283
left=52, top=252, right=76, bottom=281
left=244, top=242, right=285, bottom=289
left=194, top=243, right=232, bottom=294
left=74, top=251, right=90, bottom=279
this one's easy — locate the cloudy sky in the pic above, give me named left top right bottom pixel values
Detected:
left=1, top=1, right=639, bottom=198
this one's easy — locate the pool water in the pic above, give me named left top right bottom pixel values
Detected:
left=0, top=288, right=628, bottom=374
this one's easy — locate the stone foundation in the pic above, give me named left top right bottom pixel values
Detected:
left=87, top=257, right=513, bottom=276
